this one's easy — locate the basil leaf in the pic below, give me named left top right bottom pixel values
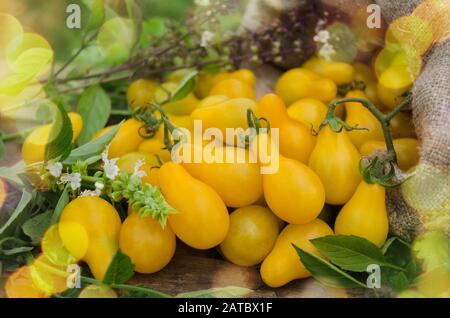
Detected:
left=103, top=250, right=134, bottom=285
left=0, top=161, right=25, bottom=188
left=77, top=86, right=111, bottom=144
left=0, top=237, right=34, bottom=256
left=22, top=210, right=52, bottom=243
left=0, top=190, right=33, bottom=239
left=176, top=287, right=253, bottom=298
left=311, top=235, right=397, bottom=272
left=45, top=103, right=73, bottom=162
left=170, top=70, right=198, bottom=103
left=63, top=122, right=121, bottom=165
left=292, top=244, right=367, bottom=288
left=86, top=0, right=105, bottom=34
left=382, top=236, right=410, bottom=255
left=50, top=186, right=70, bottom=224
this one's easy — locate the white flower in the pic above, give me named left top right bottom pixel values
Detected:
left=79, top=189, right=101, bottom=197
left=313, top=30, right=330, bottom=44
left=132, top=159, right=147, bottom=179
left=58, top=173, right=81, bottom=190
left=102, top=146, right=120, bottom=180
left=47, top=162, right=63, bottom=178
left=200, top=30, right=215, bottom=48
left=319, top=43, right=336, bottom=62
left=195, top=0, right=210, bottom=6
left=95, top=182, right=104, bottom=190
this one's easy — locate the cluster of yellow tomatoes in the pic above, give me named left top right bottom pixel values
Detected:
left=12, top=56, right=419, bottom=297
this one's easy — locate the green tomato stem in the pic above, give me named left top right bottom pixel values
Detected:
left=79, top=276, right=171, bottom=298
left=325, top=96, right=411, bottom=164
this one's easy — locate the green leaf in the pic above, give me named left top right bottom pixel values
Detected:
left=0, top=237, right=34, bottom=256
left=311, top=235, right=400, bottom=272
left=383, top=271, right=410, bottom=293
left=22, top=210, right=52, bottom=243
left=292, top=244, right=367, bottom=289
left=86, top=0, right=105, bottom=33
left=63, top=122, right=121, bottom=165
left=0, top=190, right=32, bottom=239
left=170, top=70, right=198, bottom=103
left=45, top=103, right=73, bottom=162
left=97, top=17, right=136, bottom=65
left=103, top=250, right=134, bottom=285
left=77, top=86, right=111, bottom=144
left=0, top=161, right=25, bottom=187
left=50, top=186, right=70, bottom=224
left=382, top=236, right=410, bottom=255
left=140, top=17, right=167, bottom=47
left=176, top=287, right=253, bottom=298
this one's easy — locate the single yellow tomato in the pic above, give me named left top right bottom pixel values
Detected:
left=119, top=210, right=176, bottom=273
left=303, top=57, right=355, bottom=85
left=22, top=112, right=83, bottom=165
left=159, top=162, right=229, bottom=249
left=219, top=205, right=281, bottom=266
left=309, top=126, right=362, bottom=205
left=275, top=68, right=337, bottom=105
left=334, top=181, right=388, bottom=247
left=263, top=155, right=325, bottom=224
left=260, top=219, right=334, bottom=287
left=58, top=197, right=122, bottom=280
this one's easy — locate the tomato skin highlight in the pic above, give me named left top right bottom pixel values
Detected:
left=260, top=219, right=334, bottom=288
left=334, top=181, right=388, bottom=247
left=159, top=162, right=229, bottom=250
left=309, top=126, right=362, bottom=205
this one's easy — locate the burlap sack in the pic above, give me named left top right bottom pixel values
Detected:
left=241, top=0, right=450, bottom=241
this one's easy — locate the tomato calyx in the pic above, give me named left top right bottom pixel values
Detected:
left=359, top=155, right=401, bottom=188
left=241, top=109, right=271, bottom=146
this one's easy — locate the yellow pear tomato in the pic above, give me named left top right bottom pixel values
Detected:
left=159, top=162, right=229, bottom=249
left=260, top=219, right=334, bottom=287
left=334, top=181, right=388, bottom=247
left=309, top=126, right=362, bottom=205
left=275, top=68, right=337, bottom=105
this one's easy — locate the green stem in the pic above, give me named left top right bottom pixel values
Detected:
left=326, top=97, right=401, bottom=163
left=384, top=94, right=413, bottom=122
left=79, top=276, right=170, bottom=298
left=81, top=175, right=99, bottom=183
left=111, top=109, right=132, bottom=116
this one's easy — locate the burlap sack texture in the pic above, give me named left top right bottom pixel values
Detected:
left=241, top=0, right=450, bottom=242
